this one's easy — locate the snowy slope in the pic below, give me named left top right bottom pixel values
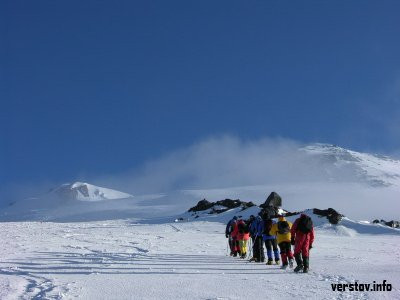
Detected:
left=1, top=220, right=399, bottom=300
left=302, top=143, right=400, bottom=187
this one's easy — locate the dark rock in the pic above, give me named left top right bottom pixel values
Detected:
left=188, top=198, right=256, bottom=215
left=371, top=219, right=400, bottom=228
left=215, top=199, right=242, bottom=209
left=260, top=192, right=282, bottom=208
left=282, top=211, right=302, bottom=217
left=242, top=201, right=256, bottom=209
left=258, top=192, right=283, bottom=219
left=384, top=220, right=400, bottom=228
left=313, top=208, right=343, bottom=225
left=188, top=199, right=214, bottom=212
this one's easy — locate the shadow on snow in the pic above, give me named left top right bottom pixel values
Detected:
left=2, top=252, right=289, bottom=276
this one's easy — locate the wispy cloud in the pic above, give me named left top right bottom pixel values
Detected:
left=96, top=136, right=356, bottom=194
left=89, top=135, right=399, bottom=220
left=2, top=135, right=399, bottom=220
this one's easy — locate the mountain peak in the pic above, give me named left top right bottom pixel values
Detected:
left=53, top=182, right=133, bottom=201
left=301, top=143, right=400, bottom=187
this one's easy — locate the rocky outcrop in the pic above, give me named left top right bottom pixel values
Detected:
left=187, top=196, right=345, bottom=226
left=372, top=219, right=400, bottom=228
left=259, top=192, right=282, bottom=208
left=188, top=199, right=214, bottom=212
left=280, top=208, right=344, bottom=225
left=313, top=208, right=343, bottom=225
left=258, top=192, right=284, bottom=219
left=188, top=198, right=256, bottom=214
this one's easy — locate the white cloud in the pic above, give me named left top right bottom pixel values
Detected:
left=91, top=135, right=399, bottom=220
left=2, top=135, right=399, bottom=221
left=97, top=136, right=351, bottom=193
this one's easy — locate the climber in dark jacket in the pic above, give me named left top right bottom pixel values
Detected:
left=249, top=216, right=265, bottom=262
left=225, top=216, right=239, bottom=256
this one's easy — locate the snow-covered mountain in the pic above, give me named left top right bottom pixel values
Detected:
left=1, top=143, right=400, bottom=222
left=0, top=182, right=139, bottom=222
left=302, top=143, right=400, bottom=187
left=51, top=182, right=133, bottom=201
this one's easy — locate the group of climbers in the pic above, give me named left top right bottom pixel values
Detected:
left=225, top=213, right=314, bottom=273
left=225, top=216, right=250, bottom=258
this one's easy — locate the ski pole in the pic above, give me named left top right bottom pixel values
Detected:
left=246, top=239, right=249, bottom=259
left=249, top=238, right=253, bottom=258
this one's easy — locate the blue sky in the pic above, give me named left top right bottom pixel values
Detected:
left=1, top=0, right=400, bottom=187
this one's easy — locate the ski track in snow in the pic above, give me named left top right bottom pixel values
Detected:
left=1, top=221, right=399, bottom=299
left=0, top=267, right=67, bottom=300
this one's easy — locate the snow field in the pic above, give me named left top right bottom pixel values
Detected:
left=0, top=221, right=399, bottom=299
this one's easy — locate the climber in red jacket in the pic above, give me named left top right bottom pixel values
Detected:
left=291, top=214, right=315, bottom=273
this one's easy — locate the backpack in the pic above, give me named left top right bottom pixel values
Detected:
left=264, top=219, right=273, bottom=235
left=297, top=216, right=313, bottom=234
left=229, top=221, right=237, bottom=233
left=238, top=222, right=245, bottom=234
left=238, top=223, right=250, bottom=234
left=244, top=224, right=250, bottom=234
left=277, top=220, right=290, bottom=234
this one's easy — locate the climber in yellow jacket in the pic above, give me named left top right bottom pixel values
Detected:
left=270, top=216, right=294, bottom=269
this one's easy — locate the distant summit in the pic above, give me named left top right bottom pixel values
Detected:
left=301, top=143, right=400, bottom=187
left=2, top=143, right=400, bottom=222
left=51, top=182, right=133, bottom=201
